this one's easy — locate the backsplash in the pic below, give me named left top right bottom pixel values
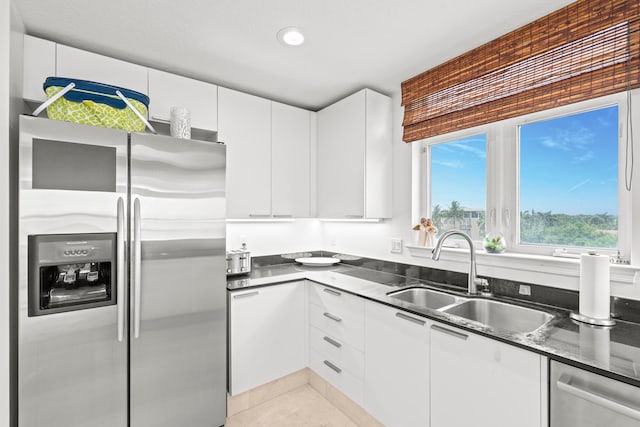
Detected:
left=252, top=251, right=640, bottom=324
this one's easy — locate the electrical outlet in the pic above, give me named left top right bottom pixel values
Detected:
left=519, top=284, right=531, bottom=296
left=390, top=238, right=403, bottom=254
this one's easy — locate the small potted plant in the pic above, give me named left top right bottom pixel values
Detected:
left=483, top=232, right=506, bottom=253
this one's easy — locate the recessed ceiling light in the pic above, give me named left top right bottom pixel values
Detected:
left=277, top=27, right=305, bottom=47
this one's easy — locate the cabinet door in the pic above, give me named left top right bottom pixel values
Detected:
left=365, top=302, right=430, bottom=427
left=23, top=35, right=56, bottom=102
left=364, top=89, right=392, bottom=218
left=271, top=102, right=310, bottom=217
left=56, top=44, right=148, bottom=95
left=148, top=69, right=218, bottom=131
left=218, top=87, right=271, bottom=218
left=229, top=282, right=305, bottom=395
left=430, top=323, right=542, bottom=427
left=317, top=90, right=365, bottom=218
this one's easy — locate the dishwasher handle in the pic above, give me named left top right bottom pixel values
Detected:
left=557, top=374, right=640, bottom=421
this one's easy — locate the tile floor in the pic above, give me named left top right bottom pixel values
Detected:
left=225, top=384, right=358, bottom=427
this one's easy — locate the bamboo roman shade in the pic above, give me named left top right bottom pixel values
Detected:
left=401, top=0, right=640, bottom=142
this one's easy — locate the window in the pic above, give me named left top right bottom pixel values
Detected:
left=518, top=106, right=619, bottom=249
left=415, top=91, right=634, bottom=259
left=429, top=135, right=486, bottom=241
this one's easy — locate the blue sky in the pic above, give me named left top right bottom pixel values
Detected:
left=520, top=106, right=618, bottom=215
left=430, top=105, right=618, bottom=216
left=431, top=135, right=486, bottom=212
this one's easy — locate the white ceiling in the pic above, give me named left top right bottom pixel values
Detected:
left=14, top=0, right=576, bottom=111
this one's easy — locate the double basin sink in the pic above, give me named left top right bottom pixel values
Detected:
left=387, top=287, right=554, bottom=334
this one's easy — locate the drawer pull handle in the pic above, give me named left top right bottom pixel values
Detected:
left=431, top=324, right=468, bottom=340
left=323, top=288, right=342, bottom=296
left=556, top=375, right=640, bottom=421
left=233, top=291, right=259, bottom=299
left=323, top=336, right=343, bottom=348
left=323, top=312, right=342, bottom=322
left=395, top=312, right=426, bottom=325
left=323, top=360, right=342, bottom=374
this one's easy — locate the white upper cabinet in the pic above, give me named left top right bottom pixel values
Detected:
left=430, top=322, right=544, bottom=427
left=219, top=88, right=312, bottom=219
left=271, top=102, right=311, bottom=217
left=317, top=88, right=392, bottom=219
left=56, top=44, right=148, bottom=95
left=218, top=87, right=272, bottom=218
left=23, top=35, right=56, bottom=102
left=147, top=69, right=218, bottom=131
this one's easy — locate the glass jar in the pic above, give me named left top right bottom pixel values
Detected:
left=483, top=232, right=506, bottom=253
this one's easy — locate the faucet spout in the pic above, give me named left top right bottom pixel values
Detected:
left=431, top=229, right=487, bottom=295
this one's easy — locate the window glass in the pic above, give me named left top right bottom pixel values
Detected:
left=430, top=135, right=487, bottom=240
left=519, top=106, right=618, bottom=248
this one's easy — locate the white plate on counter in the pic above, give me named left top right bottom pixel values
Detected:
left=295, top=257, right=341, bottom=267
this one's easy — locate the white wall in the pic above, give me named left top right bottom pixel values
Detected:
left=226, top=219, right=322, bottom=256
left=0, top=2, right=11, bottom=423
left=1, top=2, right=23, bottom=425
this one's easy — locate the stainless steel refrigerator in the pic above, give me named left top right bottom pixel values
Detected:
left=18, top=115, right=227, bottom=426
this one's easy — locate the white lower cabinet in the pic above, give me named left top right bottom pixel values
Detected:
left=430, top=322, right=544, bottom=427
left=307, top=284, right=365, bottom=405
left=364, top=301, right=430, bottom=427
left=229, top=281, right=548, bottom=426
left=228, top=282, right=306, bottom=395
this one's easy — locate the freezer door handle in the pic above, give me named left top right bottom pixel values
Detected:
left=557, top=374, right=640, bottom=421
left=132, top=198, right=142, bottom=339
left=116, top=197, right=125, bottom=342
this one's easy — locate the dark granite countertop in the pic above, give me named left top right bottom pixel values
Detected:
left=228, top=263, right=640, bottom=388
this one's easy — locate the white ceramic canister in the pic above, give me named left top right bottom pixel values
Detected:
left=170, top=106, right=191, bottom=139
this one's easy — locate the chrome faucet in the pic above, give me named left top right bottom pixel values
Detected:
left=431, top=229, right=489, bottom=295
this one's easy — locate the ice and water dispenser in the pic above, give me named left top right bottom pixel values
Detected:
left=28, top=233, right=117, bottom=316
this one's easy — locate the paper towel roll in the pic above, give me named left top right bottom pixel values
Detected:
left=579, top=252, right=611, bottom=320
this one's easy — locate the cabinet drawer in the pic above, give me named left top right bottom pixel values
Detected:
left=309, top=349, right=364, bottom=406
left=309, top=325, right=364, bottom=379
left=309, top=302, right=364, bottom=351
left=308, top=284, right=364, bottom=315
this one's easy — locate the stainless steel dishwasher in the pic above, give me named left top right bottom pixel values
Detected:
left=550, top=360, right=640, bottom=426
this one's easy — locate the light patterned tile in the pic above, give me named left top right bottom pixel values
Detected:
left=226, top=384, right=357, bottom=427
left=307, top=368, right=327, bottom=397
left=248, top=368, right=308, bottom=408
left=227, top=392, right=250, bottom=417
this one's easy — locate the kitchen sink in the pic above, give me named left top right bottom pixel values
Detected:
left=387, top=287, right=459, bottom=310
left=443, top=299, right=553, bottom=334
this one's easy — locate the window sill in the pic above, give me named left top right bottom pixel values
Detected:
left=405, top=244, right=640, bottom=290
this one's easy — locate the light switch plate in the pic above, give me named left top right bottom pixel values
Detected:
left=391, top=238, right=403, bottom=253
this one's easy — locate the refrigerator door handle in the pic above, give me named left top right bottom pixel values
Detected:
left=117, top=197, right=125, bottom=342
left=133, top=198, right=142, bottom=339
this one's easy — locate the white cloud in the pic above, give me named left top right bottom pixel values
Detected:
left=568, top=178, right=590, bottom=192
left=450, top=142, right=486, bottom=159
left=433, top=159, right=464, bottom=168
